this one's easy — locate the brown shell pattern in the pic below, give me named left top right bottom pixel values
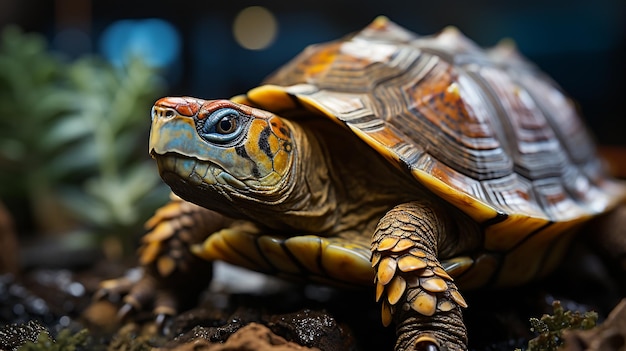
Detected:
left=239, top=17, right=626, bottom=285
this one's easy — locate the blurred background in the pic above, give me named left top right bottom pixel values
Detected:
left=0, top=0, right=624, bottom=268
left=3, top=0, right=624, bottom=134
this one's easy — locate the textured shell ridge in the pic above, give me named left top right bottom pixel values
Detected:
left=246, top=17, right=625, bottom=230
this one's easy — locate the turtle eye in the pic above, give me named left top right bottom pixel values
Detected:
left=199, top=108, right=246, bottom=143
left=216, top=115, right=237, bottom=134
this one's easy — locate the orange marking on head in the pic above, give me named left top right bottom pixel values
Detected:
left=155, top=97, right=203, bottom=117
left=268, top=116, right=290, bottom=140
left=195, top=99, right=276, bottom=121
left=244, top=119, right=275, bottom=175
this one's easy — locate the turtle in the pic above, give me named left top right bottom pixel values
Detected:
left=98, top=17, right=626, bottom=350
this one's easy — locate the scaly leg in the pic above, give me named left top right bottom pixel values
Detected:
left=372, top=202, right=468, bottom=351
left=97, top=194, right=232, bottom=319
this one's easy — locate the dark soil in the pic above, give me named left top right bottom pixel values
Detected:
left=0, top=243, right=624, bottom=351
left=1, top=208, right=626, bottom=350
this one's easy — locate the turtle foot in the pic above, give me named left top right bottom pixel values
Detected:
left=94, top=260, right=211, bottom=328
left=95, top=268, right=171, bottom=317
left=372, top=202, right=469, bottom=350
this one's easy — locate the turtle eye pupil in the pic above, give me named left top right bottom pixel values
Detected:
left=216, top=115, right=237, bottom=134
left=200, top=108, right=244, bottom=143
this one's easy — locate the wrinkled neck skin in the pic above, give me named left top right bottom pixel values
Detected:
left=240, top=121, right=340, bottom=233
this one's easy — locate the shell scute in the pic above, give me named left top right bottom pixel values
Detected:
left=256, top=17, right=625, bottom=228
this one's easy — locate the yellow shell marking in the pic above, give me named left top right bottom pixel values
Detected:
left=495, top=220, right=583, bottom=286
left=453, top=254, right=497, bottom=290
left=220, top=229, right=273, bottom=272
left=283, top=236, right=325, bottom=276
left=194, top=229, right=375, bottom=287
left=411, top=168, right=498, bottom=224
left=440, top=256, right=473, bottom=277
left=484, top=214, right=550, bottom=251
left=242, top=85, right=300, bottom=111
left=191, top=230, right=270, bottom=272
left=321, top=242, right=373, bottom=283
left=257, top=236, right=301, bottom=274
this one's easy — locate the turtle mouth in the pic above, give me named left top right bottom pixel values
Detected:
left=151, top=150, right=248, bottom=190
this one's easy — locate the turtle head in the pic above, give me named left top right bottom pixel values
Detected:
left=150, top=97, right=297, bottom=218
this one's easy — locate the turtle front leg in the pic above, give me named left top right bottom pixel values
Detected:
left=97, top=194, right=232, bottom=319
left=372, top=202, right=468, bottom=351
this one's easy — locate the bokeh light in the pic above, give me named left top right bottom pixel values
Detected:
left=233, top=6, right=278, bottom=51
left=99, top=18, right=180, bottom=68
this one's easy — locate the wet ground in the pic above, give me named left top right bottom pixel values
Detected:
left=1, top=202, right=626, bottom=350
left=1, top=245, right=624, bottom=351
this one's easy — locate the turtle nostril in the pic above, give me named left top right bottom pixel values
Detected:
left=151, top=107, right=178, bottom=121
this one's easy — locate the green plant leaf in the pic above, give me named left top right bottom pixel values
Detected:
left=0, top=26, right=166, bottom=239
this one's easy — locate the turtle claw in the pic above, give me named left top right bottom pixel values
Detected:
left=155, top=313, right=168, bottom=328
left=95, top=270, right=142, bottom=302
left=415, top=339, right=439, bottom=351
left=117, top=303, right=136, bottom=321
left=95, top=269, right=167, bottom=320
left=92, top=288, right=109, bottom=302
left=155, top=313, right=174, bottom=335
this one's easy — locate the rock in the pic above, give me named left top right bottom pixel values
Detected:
left=266, top=309, right=353, bottom=350
left=561, top=298, right=626, bottom=351
left=0, top=320, right=50, bottom=351
left=153, top=291, right=357, bottom=351
left=157, top=323, right=320, bottom=351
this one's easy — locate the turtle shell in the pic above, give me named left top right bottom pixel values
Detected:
left=231, top=17, right=626, bottom=286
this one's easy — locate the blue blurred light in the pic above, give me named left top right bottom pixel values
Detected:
left=99, top=18, right=180, bottom=68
